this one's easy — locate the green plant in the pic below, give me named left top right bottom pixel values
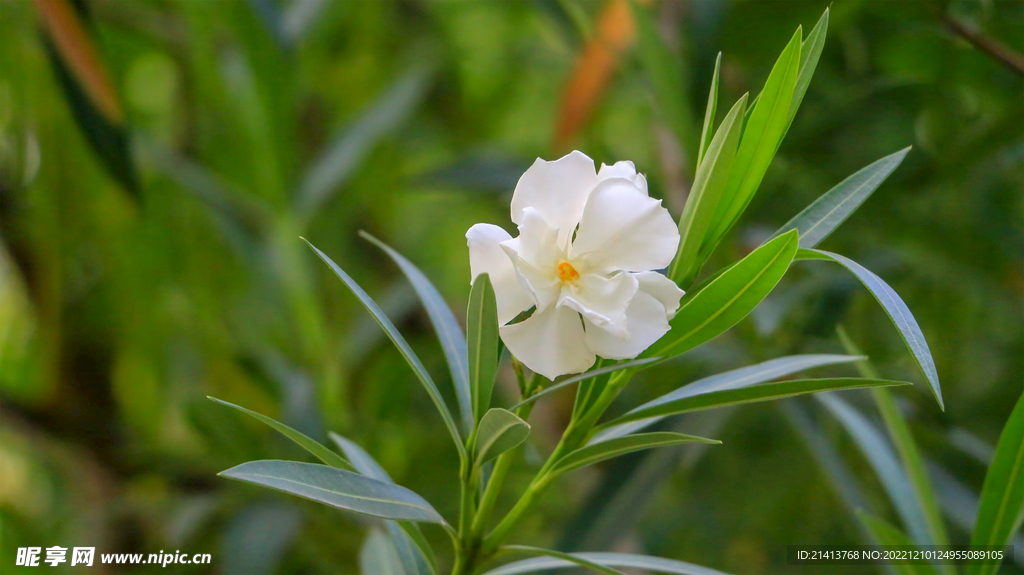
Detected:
left=209, top=10, right=958, bottom=574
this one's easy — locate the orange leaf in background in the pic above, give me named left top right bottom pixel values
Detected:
left=33, top=0, right=125, bottom=125
left=554, top=0, right=649, bottom=152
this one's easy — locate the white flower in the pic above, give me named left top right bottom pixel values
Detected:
left=466, top=150, right=684, bottom=380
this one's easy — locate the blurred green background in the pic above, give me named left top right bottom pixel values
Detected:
left=1, top=0, right=1021, bottom=573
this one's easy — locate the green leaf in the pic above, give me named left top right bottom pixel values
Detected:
left=209, top=397, right=353, bottom=470
left=696, top=52, right=722, bottom=169
left=360, top=528, right=405, bottom=575
left=631, top=0, right=693, bottom=149
left=219, top=460, right=446, bottom=524
left=838, top=329, right=953, bottom=558
left=967, top=393, right=1024, bottom=575
left=669, top=94, right=748, bottom=287
left=499, top=546, right=624, bottom=575
left=648, top=230, right=799, bottom=361
left=360, top=232, right=473, bottom=433
left=784, top=8, right=829, bottom=136
left=796, top=248, right=943, bottom=409
left=474, top=408, right=530, bottom=464
left=480, top=552, right=731, bottom=575
left=509, top=357, right=661, bottom=410
left=467, top=274, right=500, bottom=423
left=593, top=354, right=863, bottom=442
left=553, top=433, right=720, bottom=476
left=817, top=394, right=933, bottom=547
left=704, top=27, right=801, bottom=254
left=776, top=148, right=910, bottom=248
left=329, top=433, right=437, bottom=575
left=600, top=378, right=910, bottom=430
left=303, top=239, right=465, bottom=457
left=856, top=511, right=939, bottom=575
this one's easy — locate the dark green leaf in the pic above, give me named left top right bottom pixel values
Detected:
left=967, top=394, right=1024, bottom=575
left=601, top=378, right=910, bottom=430
left=480, top=552, right=730, bottom=575
left=468, top=274, right=500, bottom=423
left=209, top=397, right=353, bottom=470
left=594, top=354, right=863, bottom=442
left=361, top=232, right=473, bottom=433
left=776, top=148, right=910, bottom=248
left=553, top=433, right=719, bottom=476
left=219, top=460, right=446, bottom=523
left=303, top=240, right=465, bottom=457
left=796, top=248, right=943, bottom=409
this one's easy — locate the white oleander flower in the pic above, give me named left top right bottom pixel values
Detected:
left=466, top=150, right=684, bottom=379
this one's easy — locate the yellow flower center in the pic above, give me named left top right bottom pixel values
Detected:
left=557, top=261, right=580, bottom=283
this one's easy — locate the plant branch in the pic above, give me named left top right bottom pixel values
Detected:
left=944, top=16, right=1024, bottom=76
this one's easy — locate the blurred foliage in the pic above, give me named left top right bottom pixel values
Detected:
left=0, top=0, right=1021, bottom=573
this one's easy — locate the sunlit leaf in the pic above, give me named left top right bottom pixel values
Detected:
left=303, top=240, right=465, bottom=457
left=361, top=232, right=473, bottom=433
left=669, top=94, right=748, bottom=287
left=468, top=274, right=500, bottom=424
left=648, top=230, right=798, bottom=361
left=593, top=354, right=863, bottom=442
left=704, top=27, right=801, bottom=253
left=553, top=432, right=719, bottom=476
left=776, top=148, right=910, bottom=248
left=219, top=460, right=446, bottom=523
left=796, top=249, right=943, bottom=409
left=696, top=52, right=722, bottom=169
left=784, top=8, right=829, bottom=136
left=474, top=408, right=530, bottom=464
left=967, top=394, right=1024, bottom=575
left=209, top=397, right=353, bottom=470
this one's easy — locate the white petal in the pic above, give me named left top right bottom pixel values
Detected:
left=500, top=305, right=596, bottom=379
left=570, top=178, right=680, bottom=273
left=467, top=224, right=534, bottom=324
left=598, top=161, right=648, bottom=196
left=500, top=208, right=562, bottom=311
left=511, top=151, right=598, bottom=247
left=558, top=272, right=638, bottom=338
left=633, top=271, right=685, bottom=318
left=583, top=291, right=670, bottom=360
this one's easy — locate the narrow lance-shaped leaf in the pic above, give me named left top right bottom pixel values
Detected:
left=329, top=433, right=438, bottom=575
left=704, top=27, right=801, bottom=255
left=209, top=397, right=353, bottom=470
left=303, top=240, right=465, bottom=457
left=360, top=528, right=405, bottom=575
left=474, top=408, right=530, bottom=464
left=783, top=8, right=829, bottom=137
left=219, top=460, right=446, bottom=524
left=480, top=552, right=731, bottom=575
left=696, top=52, right=722, bottom=169
left=361, top=232, right=473, bottom=433
left=796, top=248, right=943, bottom=409
left=600, top=378, right=910, bottom=431
left=817, top=394, right=933, bottom=547
left=552, top=432, right=720, bottom=477
left=856, top=511, right=939, bottom=575
left=593, top=354, right=864, bottom=443
left=467, top=274, right=500, bottom=423
left=498, top=546, right=624, bottom=575
left=837, top=329, right=953, bottom=559
left=510, top=357, right=660, bottom=410
left=967, top=393, right=1024, bottom=575
left=669, top=93, right=748, bottom=287
left=648, top=230, right=799, bottom=361
left=775, top=147, right=910, bottom=248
